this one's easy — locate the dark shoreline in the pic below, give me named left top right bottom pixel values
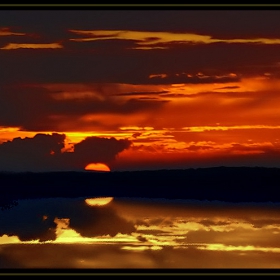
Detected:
left=1, top=166, right=280, bottom=205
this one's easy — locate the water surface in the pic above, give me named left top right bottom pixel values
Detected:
left=1, top=196, right=280, bottom=270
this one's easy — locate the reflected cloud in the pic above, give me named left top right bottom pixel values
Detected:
left=199, top=243, right=280, bottom=253
left=0, top=27, right=25, bottom=36
left=1, top=197, right=280, bottom=268
left=0, top=43, right=63, bottom=50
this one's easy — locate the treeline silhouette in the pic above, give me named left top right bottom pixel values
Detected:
left=1, top=167, right=280, bottom=207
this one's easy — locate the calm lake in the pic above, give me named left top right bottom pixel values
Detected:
left=1, top=195, right=280, bottom=272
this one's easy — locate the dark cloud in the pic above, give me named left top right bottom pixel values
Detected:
left=69, top=200, right=136, bottom=237
left=67, top=136, right=131, bottom=170
left=186, top=144, right=213, bottom=151
left=248, top=217, right=280, bottom=229
left=112, top=90, right=169, bottom=96
left=0, top=85, right=51, bottom=128
left=187, top=226, right=280, bottom=249
left=0, top=84, right=168, bottom=131
left=0, top=133, right=66, bottom=172
left=215, top=86, right=240, bottom=90
left=0, top=197, right=136, bottom=242
left=1, top=32, right=280, bottom=86
left=0, top=198, right=59, bottom=242
left=2, top=9, right=280, bottom=38
left=0, top=133, right=131, bottom=172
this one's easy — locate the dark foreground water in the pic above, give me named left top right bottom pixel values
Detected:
left=1, top=195, right=280, bottom=273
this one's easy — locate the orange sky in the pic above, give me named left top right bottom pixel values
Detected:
left=1, top=9, right=280, bottom=171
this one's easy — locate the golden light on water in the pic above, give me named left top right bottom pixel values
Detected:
left=0, top=234, right=21, bottom=244
left=85, top=197, right=114, bottom=206
left=84, top=163, right=111, bottom=172
left=199, top=243, right=280, bottom=253
left=2, top=197, right=280, bottom=268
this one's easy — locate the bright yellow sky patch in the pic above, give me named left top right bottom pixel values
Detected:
left=182, top=125, right=280, bottom=132
left=200, top=243, right=280, bottom=253
left=69, top=29, right=280, bottom=49
left=0, top=234, right=21, bottom=244
left=0, top=43, right=63, bottom=50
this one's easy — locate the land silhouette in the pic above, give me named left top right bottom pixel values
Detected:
left=1, top=166, right=280, bottom=210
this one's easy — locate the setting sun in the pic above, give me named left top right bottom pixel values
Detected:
left=85, top=163, right=111, bottom=172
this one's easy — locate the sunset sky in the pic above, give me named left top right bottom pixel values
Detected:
left=1, top=7, right=280, bottom=172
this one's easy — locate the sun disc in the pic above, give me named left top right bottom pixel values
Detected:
left=85, top=197, right=114, bottom=206
left=85, top=163, right=110, bottom=172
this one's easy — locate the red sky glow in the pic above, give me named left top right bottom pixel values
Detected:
left=1, top=8, right=280, bottom=171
